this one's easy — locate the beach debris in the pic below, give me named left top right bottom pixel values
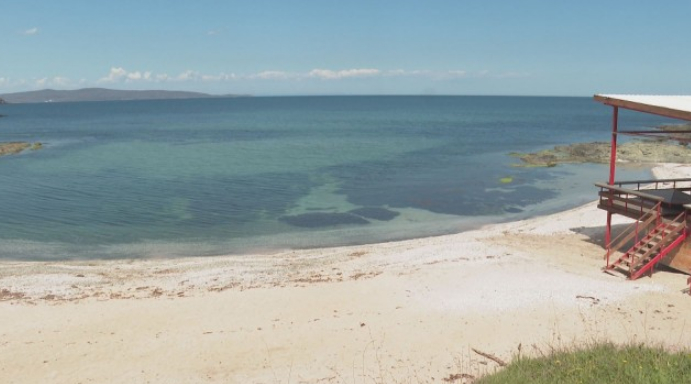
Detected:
left=442, top=373, right=475, bottom=383
left=348, top=207, right=400, bottom=221
left=576, top=295, right=601, bottom=305
left=349, top=271, right=382, bottom=280
left=279, top=212, right=369, bottom=228
left=471, top=348, right=507, bottom=367
left=0, top=289, right=25, bottom=300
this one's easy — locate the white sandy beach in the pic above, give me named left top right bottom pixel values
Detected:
left=1, top=164, right=691, bottom=384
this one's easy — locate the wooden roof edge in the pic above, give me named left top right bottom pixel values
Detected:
left=594, top=94, right=691, bottom=122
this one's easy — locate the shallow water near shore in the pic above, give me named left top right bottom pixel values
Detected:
left=0, top=96, right=670, bottom=260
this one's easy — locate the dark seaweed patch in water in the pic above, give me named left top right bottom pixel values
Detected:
left=504, top=207, right=523, bottom=213
left=329, top=149, right=558, bottom=216
left=280, top=213, right=369, bottom=228
left=348, top=207, right=400, bottom=221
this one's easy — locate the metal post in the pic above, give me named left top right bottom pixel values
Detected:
left=605, top=107, right=619, bottom=248
left=609, top=106, right=619, bottom=185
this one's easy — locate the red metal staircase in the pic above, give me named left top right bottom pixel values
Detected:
left=605, top=204, right=688, bottom=280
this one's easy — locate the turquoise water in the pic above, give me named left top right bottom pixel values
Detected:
left=0, top=96, right=669, bottom=260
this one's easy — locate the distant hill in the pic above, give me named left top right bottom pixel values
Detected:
left=0, top=88, right=247, bottom=104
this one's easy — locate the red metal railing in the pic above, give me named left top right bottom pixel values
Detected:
left=609, top=178, right=691, bottom=192
left=603, top=201, right=661, bottom=268
left=629, top=210, right=687, bottom=280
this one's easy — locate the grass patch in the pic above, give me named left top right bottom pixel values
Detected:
left=475, top=343, right=691, bottom=384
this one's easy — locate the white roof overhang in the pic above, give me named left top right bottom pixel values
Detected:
left=594, top=94, right=691, bottom=121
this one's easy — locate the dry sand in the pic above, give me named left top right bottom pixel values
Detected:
left=1, top=165, right=691, bottom=384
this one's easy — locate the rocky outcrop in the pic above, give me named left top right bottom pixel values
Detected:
left=0, top=97, right=7, bottom=104
left=511, top=141, right=691, bottom=167
left=0, top=142, right=43, bottom=157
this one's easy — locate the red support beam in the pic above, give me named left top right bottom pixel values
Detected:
left=609, top=106, right=619, bottom=185
left=605, top=106, right=619, bottom=247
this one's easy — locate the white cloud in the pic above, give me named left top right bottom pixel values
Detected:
left=175, top=70, right=200, bottom=81
left=207, top=28, right=223, bottom=36
left=385, top=69, right=431, bottom=77
left=201, top=72, right=236, bottom=81
left=248, top=70, right=294, bottom=80
left=52, top=76, right=71, bottom=86
left=8, top=66, right=526, bottom=93
left=446, top=70, right=467, bottom=77
left=0, top=77, right=27, bottom=89
left=98, top=68, right=159, bottom=83
left=21, top=27, right=39, bottom=36
left=33, top=76, right=73, bottom=88
left=427, top=70, right=467, bottom=80
left=98, top=67, right=128, bottom=83
left=308, top=68, right=381, bottom=80
left=100, top=68, right=235, bottom=83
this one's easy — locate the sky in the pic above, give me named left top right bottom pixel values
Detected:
left=1, top=0, right=690, bottom=96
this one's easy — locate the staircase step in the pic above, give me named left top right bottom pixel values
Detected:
left=603, top=268, right=629, bottom=279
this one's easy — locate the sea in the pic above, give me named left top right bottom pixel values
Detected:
left=0, top=96, right=674, bottom=260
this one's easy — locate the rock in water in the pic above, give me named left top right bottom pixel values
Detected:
left=0, top=142, right=31, bottom=157
left=0, top=142, right=44, bottom=157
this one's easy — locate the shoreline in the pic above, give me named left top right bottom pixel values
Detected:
left=1, top=164, right=690, bottom=383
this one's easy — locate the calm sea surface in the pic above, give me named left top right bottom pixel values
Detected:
left=0, top=96, right=671, bottom=260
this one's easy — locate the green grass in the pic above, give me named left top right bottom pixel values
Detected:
left=474, top=343, right=691, bottom=384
